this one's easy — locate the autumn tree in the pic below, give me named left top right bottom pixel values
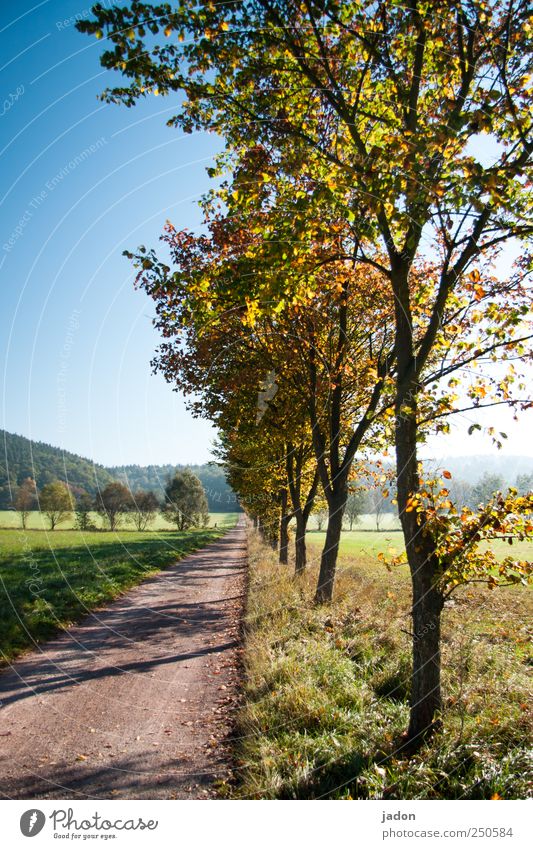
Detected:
left=129, top=206, right=395, bottom=595
left=285, top=442, right=320, bottom=573
left=39, top=481, right=74, bottom=530
left=81, top=0, right=533, bottom=744
left=131, top=489, right=160, bottom=531
left=217, top=407, right=320, bottom=571
left=14, top=477, right=37, bottom=529
left=95, top=482, right=132, bottom=532
left=163, top=470, right=209, bottom=530
left=383, top=478, right=533, bottom=596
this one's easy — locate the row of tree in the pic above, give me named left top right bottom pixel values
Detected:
left=12, top=470, right=209, bottom=532
left=0, top=428, right=237, bottom=510
left=80, top=1, right=533, bottom=748
left=330, top=472, right=533, bottom=533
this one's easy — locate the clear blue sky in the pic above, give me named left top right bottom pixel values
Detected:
left=1, top=0, right=531, bottom=467
left=1, top=0, right=223, bottom=465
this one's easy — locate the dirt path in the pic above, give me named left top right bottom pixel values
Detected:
left=0, top=520, right=247, bottom=799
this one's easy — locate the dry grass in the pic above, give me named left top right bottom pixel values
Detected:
left=229, top=529, right=532, bottom=799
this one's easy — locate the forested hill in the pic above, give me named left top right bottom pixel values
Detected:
left=0, top=430, right=238, bottom=512
left=0, top=430, right=113, bottom=506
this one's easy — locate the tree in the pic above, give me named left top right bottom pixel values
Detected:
left=516, top=473, right=533, bottom=495
left=94, top=482, right=132, bottom=532
left=314, top=508, right=328, bottom=532
left=369, top=488, right=387, bottom=533
left=344, top=487, right=366, bottom=532
left=81, top=0, right=533, bottom=745
left=74, top=492, right=97, bottom=531
left=14, top=477, right=37, bottom=529
left=471, top=473, right=505, bottom=506
left=163, top=470, right=209, bottom=531
left=39, top=481, right=74, bottom=530
left=285, top=442, right=320, bottom=573
left=130, top=210, right=394, bottom=600
left=447, top=477, right=474, bottom=511
left=131, top=489, right=160, bottom=531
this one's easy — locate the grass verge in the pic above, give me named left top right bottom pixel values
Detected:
left=0, top=526, right=226, bottom=665
left=231, top=529, right=532, bottom=799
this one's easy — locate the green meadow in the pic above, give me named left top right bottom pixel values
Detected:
left=0, top=513, right=238, bottom=664
left=307, top=528, right=533, bottom=564
left=234, top=529, right=532, bottom=800
left=0, top=510, right=238, bottom=531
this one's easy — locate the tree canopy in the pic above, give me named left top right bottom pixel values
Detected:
left=79, top=0, right=533, bottom=747
left=163, top=469, right=210, bottom=530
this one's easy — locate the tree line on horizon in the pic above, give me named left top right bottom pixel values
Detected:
left=79, top=0, right=533, bottom=749
left=0, top=428, right=236, bottom=511
left=10, top=469, right=210, bottom=533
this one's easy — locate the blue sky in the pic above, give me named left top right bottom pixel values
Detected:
left=1, top=0, right=531, bottom=467
left=1, top=0, right=222, bottom=465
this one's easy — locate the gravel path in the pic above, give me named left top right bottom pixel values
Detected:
left=0, top=521, right=246, bottom=799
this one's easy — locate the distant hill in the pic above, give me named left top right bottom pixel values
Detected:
left=0, top=430, right=113, bottom=507
left=0, top=430, right=238, bottom=512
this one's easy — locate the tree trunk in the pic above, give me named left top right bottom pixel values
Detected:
left=279, top=489, right=290, bottom=565
left=395, top=380, right=444, bottom=747
left=408, top=569, right=444, bottom=745
left=314, top=485, right=347, bottom=603
left=268, top=513, right=279, bottom=551
left=294, top=511, right=307, bottom=575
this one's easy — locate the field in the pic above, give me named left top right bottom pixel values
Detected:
left=307, top=528, right=533, bottom=563
left=232, top=528, right=532, bottom=799
left=0, top=513, right=238, bottom=665
left=0, top=510, right=238, bottom=531
left=309, top=512, right=401, bottom=531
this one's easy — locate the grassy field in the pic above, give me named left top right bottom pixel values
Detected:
left=0, top=514, right=238, bottom=665
left=309, top=512, right=401, bottom=531
left=307, top=528, right=533, bottom=563
left=232, top=529, right=532, bottom=799
left=0, top=510, right=238, bottom=531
